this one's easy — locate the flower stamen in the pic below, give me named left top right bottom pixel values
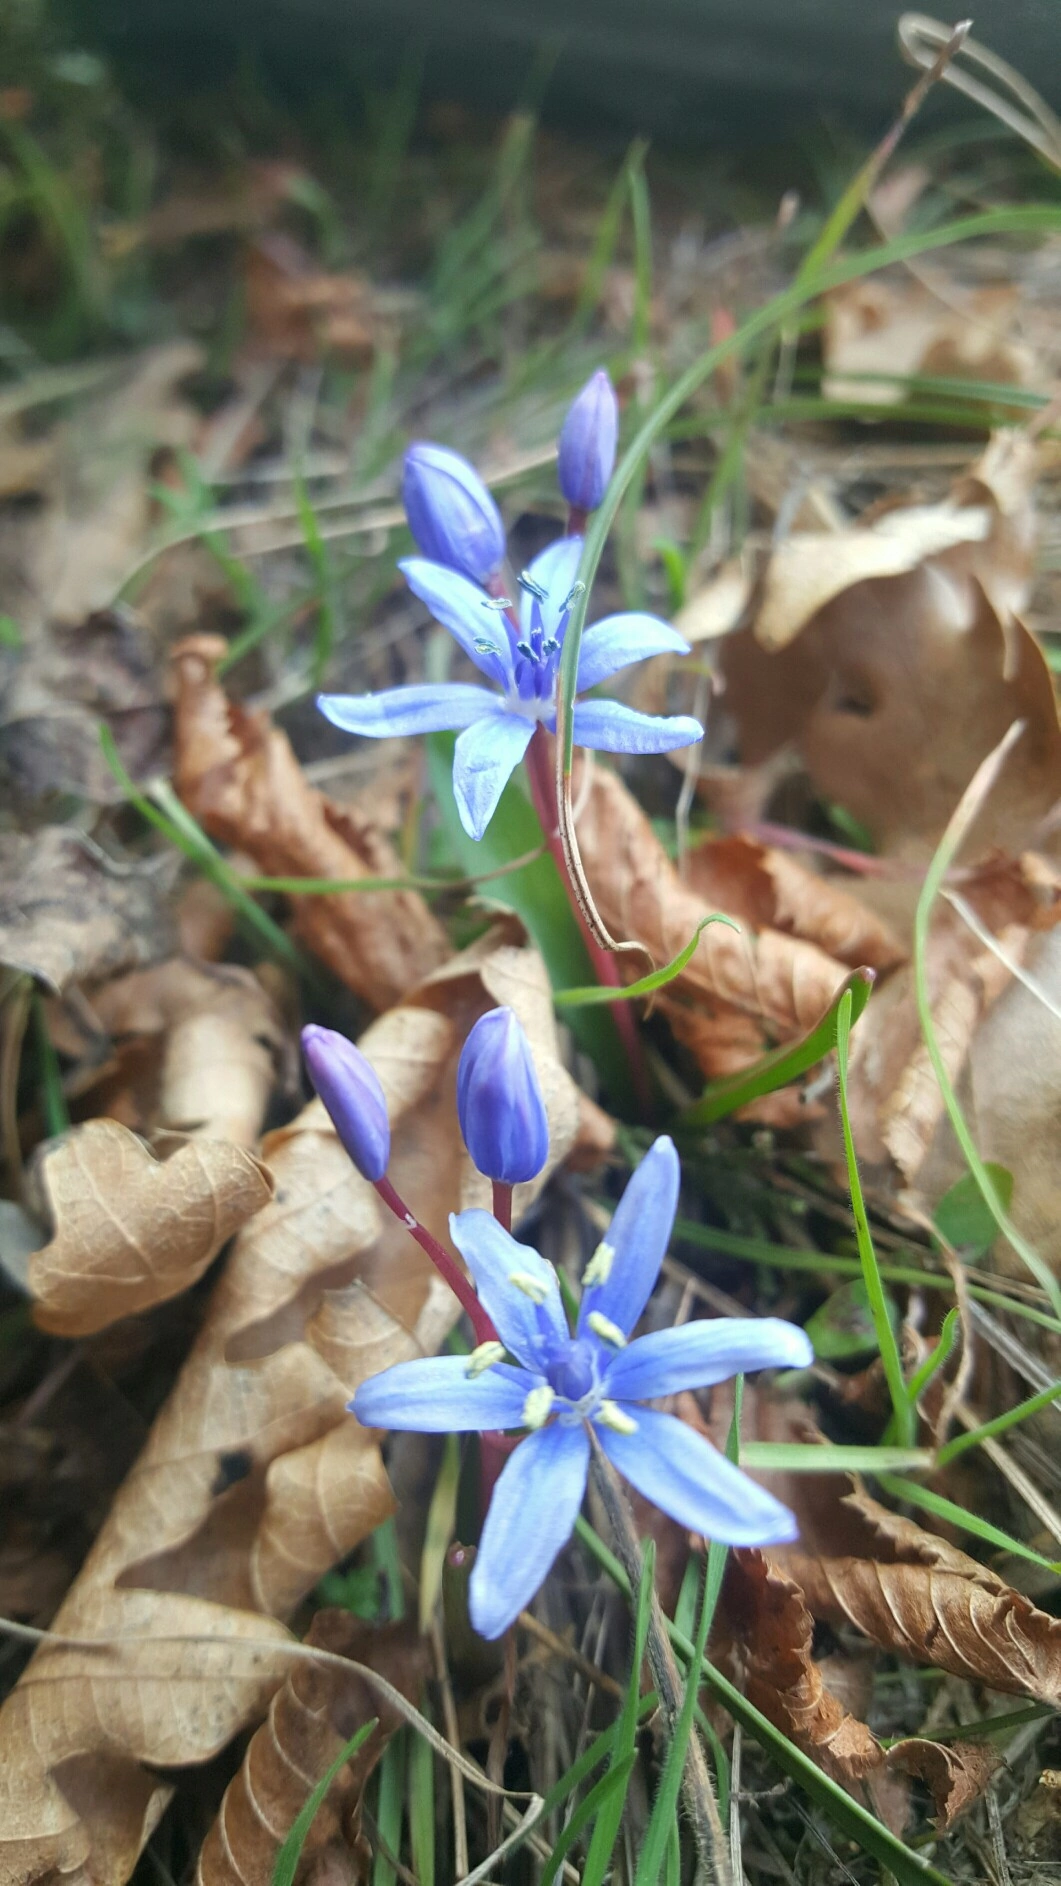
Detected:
left=596, top=1400, right=638, bottom=1435
left=587, top=1311, right=627, bottom=1349
left=465, top=1340, right=507, bottom=1379
left=523, top=1384, right=555, bottom=1429
left=509, top=1269, right=549, bottom=1304
left=581, top=1239, right=615, bottom=1288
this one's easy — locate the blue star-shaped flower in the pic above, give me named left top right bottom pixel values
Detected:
left=318, top=537, right=703, bottom=840
left=352, top=1136, right=813, bottom=1638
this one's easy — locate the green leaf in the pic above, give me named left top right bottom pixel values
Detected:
left=933, top=1165, right=1014, bottom=1259
left=426, top=733, right=625, bottom=1092
left=581, top=1537, right=656, bottom=1886
left=272, top=1719, right=377, bottom=1886
left=681, top=968, right=873, bottom=1126
left=554, top=913, right=737, bottom=1007
left=804, top=1278, right=900, bottom=1361
left=877, top=1474, right=1061, bottom=1577
left=740, top=1444, right=933, bottom=1473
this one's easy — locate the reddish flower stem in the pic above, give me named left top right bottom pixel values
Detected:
left=374, top=1175, right=497, bottom=1346
left=525, top=725, right=651, bottom=1108
left=491, top=1181, right=513, bottom=1233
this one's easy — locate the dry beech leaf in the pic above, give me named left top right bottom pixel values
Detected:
left=777, top=1482, right=1061, bottom=1707
left=573, top=761, right=852, bottom=1081
left=198, top=1611, right=428, bottom=1886
left=89, top=957, right=292, bottom=1145
left=823, top=277, right=1036, bottom=409
left=28, top=1120, right=274, bottom=1337
left=172, top=635, right=448, bottom=1010
left=0, top=924, right=592, bottom=1885
left=244, top=233, right=380, bottom=365
left=0, top=828, right=176, bottom=995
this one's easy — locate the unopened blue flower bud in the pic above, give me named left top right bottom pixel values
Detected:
left=402, top=442, right=506, bottom=583
left=457, top=1007, right=549, bottom=1185
left=557, top=369, right=618, bottom=513
left=302, top=1024, right=390, bottom=1182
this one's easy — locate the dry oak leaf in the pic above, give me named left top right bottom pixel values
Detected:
left=89, top=957, right=293, bottom=1146
left=573, top=760, right=853, bottom=1084
left=171, top=634, right=448, bottom=1010
left=0, top=924, right=587, bottom=1886
left=0, top=828, right=176, bottom=995
left=28, top=1119, right=274, bottom=1337
left=198, top=1611, right=428, bottom=1886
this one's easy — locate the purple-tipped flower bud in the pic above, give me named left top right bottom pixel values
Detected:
left=557, top=369, right=618, bottom=513
left=402, top=442, right=506, bottom=583
left=302, top=1024, right=390, bottom=1182
left=457, top=1007, right=549, bottom=1185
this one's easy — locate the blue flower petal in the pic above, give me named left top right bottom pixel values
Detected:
left=520, top=536, right=583, bottom=643
left=598, top=1405, right=799, bottom=1545
left=571, top=700, right=704, bottom=754
left=576, top=616, right=691, bottom=692
left=470, top=1422, right=590, bottom=1637
left=400, top=556, right=515, bottom=688
left=452, top=711, right=535, bottom=840
left=578, top=1136, right=679, bottom=1341
left=319, top=683, right=498, bottom=739
left=450, top=1210, right=569, bottom=1371
left=603, top=1318, right=815, bottom=1402
left=352, top=1356, right=538, bottom=1432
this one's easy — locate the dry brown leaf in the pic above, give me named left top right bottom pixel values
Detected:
left=683, top=833, right=904, bottom=972
left=198, top=1611, right=428, bottom=1886
left=244, top=234, right=380, bottom=364
left=887, top=1737, right=1002, bottom=1828
left=777, top=1482, right=1061, bottom=1706
left=0, top=924, right=591, bottom=1884
left=89, top=958, right=292, bottom=1145
left=823, top=277, right=1036, bottom=408
left=0, top=828, right=177, bottom=995
left=172, top=635, right=449, bottom=1009
left=573, top=761, right=852, bottom=1081
left=28, top=1120, right=274, bottom=1337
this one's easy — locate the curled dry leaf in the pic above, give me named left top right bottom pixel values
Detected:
left=198, top=1611, right=428, bottom=1886
left=720, top=1547, right=999, bottom=1830
left=89, top=957, right=292, bottom=1145
left=244, top=233, right=382, bottom=365
left=0, top=924, right=592, bottom=1886
left=573, top=761, right=852, bottom=1083
left=0, top=828, right=176, bottom=995
left=28, top=1119, right=275, bottom=1337
left=172, top=635, right=449, bottom=1010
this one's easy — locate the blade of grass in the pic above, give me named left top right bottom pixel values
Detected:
left=681, top=968, right=873, bottom=1125
left=553, top=914, right=737, bottom=1007
left=912, top=721, right=1061, bottom=1319
left=294, top=470, right=342, bottom=686
left=876, top=1473, right=1061, bottom=1574
left=418, top=1435, right=460, bottom=1634
left=581, top=1538, right=656, bottom=1886
left=539, top=1755, right=638, bottom=1886
left=741, top=1444, right=932, bottom=1473
left=32, top=992, right=69, bottom=1137
left=937, top=1378, right=1061, bottom=1466
left=574, top=1518, right=955, bottom=1886
left=408, top=1725, right=435, bottom=1886
left=670, top=1215, right=1061, bottom=1335
left=373, top=1732, right=404, bottom=1886
left=272, top=1719, right=377, bottom=1886
left=836, top=988, right=915, bottom=1446
left=905, top=1308, right=960, bottom=1409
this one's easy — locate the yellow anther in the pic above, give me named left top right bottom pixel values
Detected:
left=522, top=1385, right=555, bottom=1430
left=581, top=1239, right=615, bottom=1288
left=596, top=1400, right=638, bottom=1436
left=587, top=1311, right=627, bottom=1349
left=509, top=1270, right=549, bottom=1304
left=465, top=1341, right=506, bottom=1379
